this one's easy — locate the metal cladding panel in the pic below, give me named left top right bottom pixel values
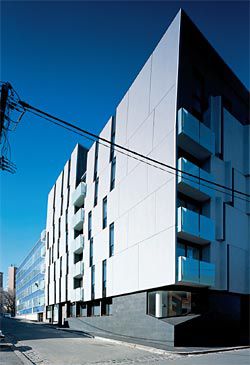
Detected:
left=150, top=11, right=181, bottom=112
left=127, top=57, right=152, bottom=141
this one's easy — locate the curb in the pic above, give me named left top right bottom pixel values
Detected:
left=56, top=327, right=94, bottom=338
left=95, top=336, right=177, bottom=356
left=3, top=336, right=34, bottom=365
left=94, top=335, right=250, bottom=356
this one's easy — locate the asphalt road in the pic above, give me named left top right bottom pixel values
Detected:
left=0, top=317, right=249, bottom=365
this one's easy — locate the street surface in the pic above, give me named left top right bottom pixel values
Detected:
left=0, top=317, right=249, bottom=365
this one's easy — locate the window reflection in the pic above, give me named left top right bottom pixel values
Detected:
left=148, top=290, right=196, bottom=318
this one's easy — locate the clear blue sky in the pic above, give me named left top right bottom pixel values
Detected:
left=0, top=1, right=249, bottom=286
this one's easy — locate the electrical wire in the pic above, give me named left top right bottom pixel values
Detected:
left=24, top=106, right=250, bottom=205
left=3, top=83, right=249, bottom=202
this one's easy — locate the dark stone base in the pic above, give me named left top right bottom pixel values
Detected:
left=66, top=290, right=250, bottom=348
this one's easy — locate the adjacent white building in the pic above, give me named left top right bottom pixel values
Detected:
left=45, top=9, right=249, bottom=345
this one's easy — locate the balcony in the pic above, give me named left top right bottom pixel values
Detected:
left=178, top=158, right=214, bottom=201
left=39, top=280, right=45, bottom=290
left=73, top=261, right=84, bottom=278
left=178, top=108, right=215, bottom=160
left=72, top=182, right=86, bottom=207
left=177, top=256, right=215, bottom=287
left=41, top=245, right=46, bottom=257
left=40, top=229, right=46, bottom=242
left=71, top=208, right=84, bottom=231
left=72, top=234, right=84, bottom=254
left=177, top=207, right=215, bottom=244
left=40, top=262, right=46, bottom=274
left=74, top=287, right=84, bottom=302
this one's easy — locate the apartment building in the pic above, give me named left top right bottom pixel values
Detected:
left=45, top=9, right=249, bottom=345
left=8, top=265, right=17, bottom=294
left=16, top=231, right=46, bottom=321
left=45, top=144, right=88, bottom=324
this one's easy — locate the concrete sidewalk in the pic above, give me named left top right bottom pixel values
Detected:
left=56, top=326, right=250, bottom=355
left=11, top=318, right=250, bottom=356
left=0, top=340, right=27, bottom=365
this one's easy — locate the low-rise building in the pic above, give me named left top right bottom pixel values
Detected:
left=16, top=230, right=46, bottom=321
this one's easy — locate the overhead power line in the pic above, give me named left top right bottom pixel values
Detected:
left=17, top=99, right=250, bottom=202
left=22, top=106, right=250, bottom=205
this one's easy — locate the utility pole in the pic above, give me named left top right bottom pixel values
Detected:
left=0, top=82, right=11, bottom=142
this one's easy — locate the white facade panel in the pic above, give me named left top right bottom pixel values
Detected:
left=115, top=213, right=129, bottom=254
left=112, top=245, right=139, bottom=295
left=92, top=201, right=102, bottom=238
left=127, top=111, right=154, bottom=174
left=138, top=227, right=176, bottom=290
left=98, top=117, right=112, bottom=175
left=153, top=86, right=177, bottom=148
left=93, top=229, right=109, bottom=265
left=106, top=257, right=113, bottom=297
left=107, top=187, right=120, bottom=225
left=115, top=152, right=128, bottom=186
left=155, top=180, right=176, bottom=233
left=127, top=57, right=152, bottom=141
left=83, top=266, right=91, bottom=302
left=86, top=144, right=95, bottom=187
left=127, top=193, right=156, bottom=248
left=119, top=162, right=148, bottom=216
left=116, top=92, right=129, bottom=147
left=150, top=12, right=180, bottom=112
left=94, top=262, right=102, bottom=299
left=98, top=165, right=110, bottom=202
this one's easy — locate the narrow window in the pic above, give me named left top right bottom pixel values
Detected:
left=89, top=238, right=93, bottom=267
left=58, top=217, right=61, bottom=238
left=93, top=142, right=99, bottom=181
left=110, top=157, right=116, bottom=191
left=53, top=225, right=55, bottom=244
left=65, top=276, right=68, bottom=301
left=94, top=177, right=99, bottom=207
left=102, top=259, right=107, bottom=297
left=60, top=196, right=63, bottom=216
left=91, top=265, right=95, bottom=300
left=88, top=211, right=92, bottom=239
left=67, top=187, right=70, bottom=208
left=54, top=281, right=56, bottom=303
left=47, top=232, right=49, bottom=250
left=65, top=209, right=68, bottom=232
left=53, top=185, right=56, bottom=209
left=61, top=171, right=64, bottom=196
left=102, top=196, right=107, bottom=229
left=110, top=115, right=116, bottom=162
left=54, top=261, right=56, bottom=282
left=57, top=238, right=60, bottom=259
left=66, top=253, right=69, bottom=275
left=109, top=223, right=114, bottom=257
left=66, top=231, right=68, bottom=253
left=59, top=277, right=61, bottom=303
left=60, top=171, right=64, bottom=215
left=48, top=266, right=50, bottom=284
left=67, top=159, right=71, bottom=188
left=60, top=257, right=62, bottom=277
